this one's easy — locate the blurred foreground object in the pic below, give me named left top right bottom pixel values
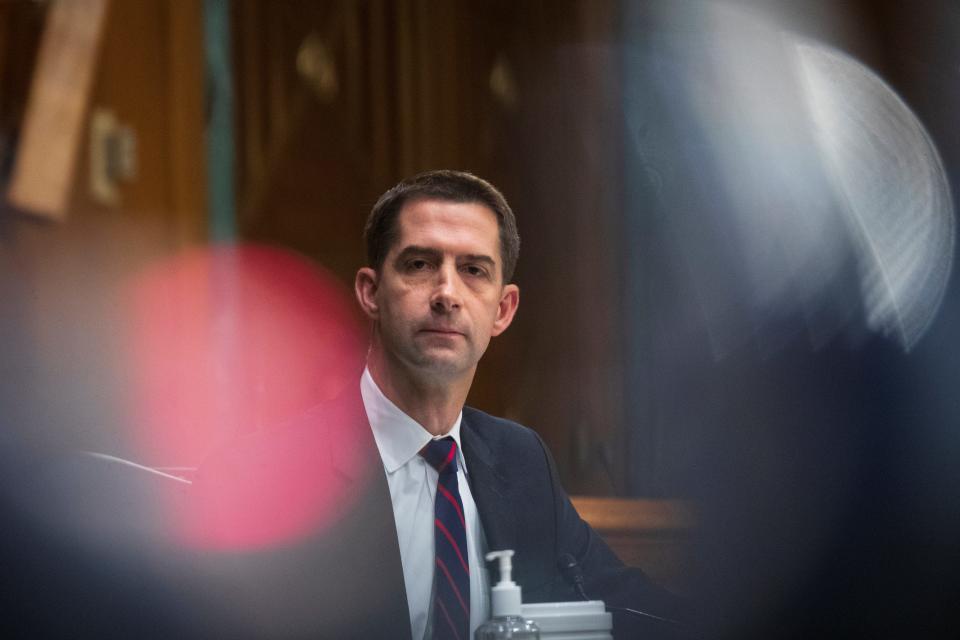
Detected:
left=7, top=0, right=109, bottom=219
left=620, top=2, right=960, bottom=637
left=3, top=243, right=371, bottom=635
left=11, top=242, right=367, bottom=555
left=625, top=2, right=954, bottom=360
left=125, top=243, right=365, bottom=469
left=797, top=42, right=954, bottom=351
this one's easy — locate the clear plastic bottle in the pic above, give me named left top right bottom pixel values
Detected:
left=474, top=550, right=540, bottom=639
left=474, top=615, right=540, bottom=639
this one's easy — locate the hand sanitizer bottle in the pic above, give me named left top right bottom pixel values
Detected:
left=475, top=550, right=540, bottom=639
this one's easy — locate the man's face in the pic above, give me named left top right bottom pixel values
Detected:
left=356, top=198, right=519, bottom=384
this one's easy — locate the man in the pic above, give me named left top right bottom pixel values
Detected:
left=193, top=171, right=684, bottom=639
left=353, top=171, right=519, bottom=640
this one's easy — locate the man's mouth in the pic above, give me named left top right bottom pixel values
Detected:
left=419, top=328, right=464, bottom=337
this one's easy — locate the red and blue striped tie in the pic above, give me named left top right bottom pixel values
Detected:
left=420, top=437, right=470, bottom=640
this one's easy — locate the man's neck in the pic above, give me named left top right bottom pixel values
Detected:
left=366, top=356, right=472, bottom=437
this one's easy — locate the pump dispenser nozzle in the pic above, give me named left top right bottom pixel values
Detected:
left=486, top=550, right=522, bottom=617
left=477, top=550, right=540, bottom=639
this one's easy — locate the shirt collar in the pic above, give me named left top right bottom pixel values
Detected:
left=360, top=367, right=466, bottom=475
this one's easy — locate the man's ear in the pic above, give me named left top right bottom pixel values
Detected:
left=491, top=283, right=519, bottom=337
left=354, top=267, right=380, bottom=319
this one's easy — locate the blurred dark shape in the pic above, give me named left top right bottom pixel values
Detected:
left=0, top=448, right=208, bottom=639
left=619, top=2, right=960, bottom=638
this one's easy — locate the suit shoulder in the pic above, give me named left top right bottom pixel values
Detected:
left=463, top=405, right=534, bottom=432
left=462, top=406, right=545, bottom=451
left=197, top=393, right=367, bottom=480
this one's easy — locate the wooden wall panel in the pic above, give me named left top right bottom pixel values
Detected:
left=166, top=0, right=207, bottom=244
left=462, top=0, right=629, bottom=495
left=1, top=0, right=207, bottom=456
left=0, top=1, right=47, bottom=189
left=572, top=496, right=696, bottom=595
left=232, top=0, right=630, bottom=497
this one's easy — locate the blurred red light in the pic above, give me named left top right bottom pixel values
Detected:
left=123, top=244, right=366, bottom=549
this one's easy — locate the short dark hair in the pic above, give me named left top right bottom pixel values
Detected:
left=364, top=170, right=520, bottom=282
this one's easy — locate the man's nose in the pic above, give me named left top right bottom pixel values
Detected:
left=430, top=264, right=462, bottom=313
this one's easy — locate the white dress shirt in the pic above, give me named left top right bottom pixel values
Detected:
left=360, top=368, right=490, bottom=640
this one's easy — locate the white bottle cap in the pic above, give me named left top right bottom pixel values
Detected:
left=486, top=549, right=523, bottom=617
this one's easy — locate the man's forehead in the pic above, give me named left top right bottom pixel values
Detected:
left=398, top=196, right=497, bottom=221
left=394, top=199, right=500, bottom=245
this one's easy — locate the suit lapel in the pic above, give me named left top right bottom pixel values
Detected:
left=326, top=387, right=378, bottom=484
left=325, top=388, right=412, bottom=640
left=461, top=413, right=518, bottom=555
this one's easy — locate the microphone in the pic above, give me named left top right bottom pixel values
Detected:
left=558, top=553, right=590, bottom=601
left=556, top=553, right=686, bottom=628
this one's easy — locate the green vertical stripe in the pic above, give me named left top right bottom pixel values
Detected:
left=204, top=0, right=236, bottom=241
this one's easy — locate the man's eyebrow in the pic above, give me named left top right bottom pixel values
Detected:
left=393, top=245, right=443, bottom=263
left=459, top=254, right=496, bottom=268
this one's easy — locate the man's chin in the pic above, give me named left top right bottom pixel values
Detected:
left=408, top=352, right=474, bottom=380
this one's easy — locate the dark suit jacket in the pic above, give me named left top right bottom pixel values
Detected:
left=190, top=389, right=685, bottom=639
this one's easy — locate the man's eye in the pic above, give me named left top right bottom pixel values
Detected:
left=462, top=265, right=486, bottom=277
left=408, top=259, right=430, bottom=271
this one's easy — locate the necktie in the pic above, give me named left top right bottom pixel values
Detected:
left=420, top=437, right=470, bottom=640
